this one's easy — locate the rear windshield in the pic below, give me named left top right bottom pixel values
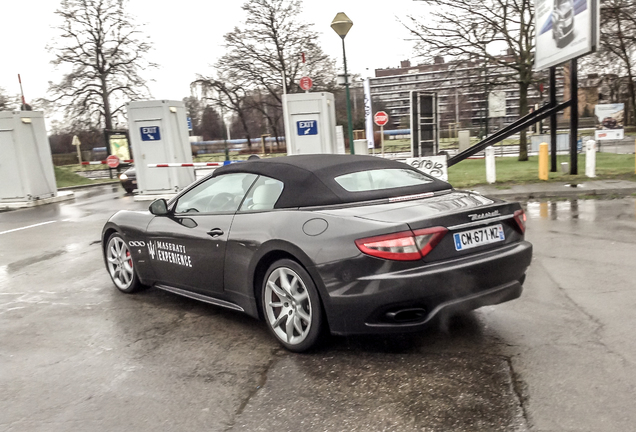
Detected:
left=334, top=168, right=433, bottom=192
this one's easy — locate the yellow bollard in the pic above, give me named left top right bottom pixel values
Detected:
left=539, top=142, right=549, bottom=180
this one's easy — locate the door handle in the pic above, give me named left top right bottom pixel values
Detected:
left=207, top=228, right=224, bottom=238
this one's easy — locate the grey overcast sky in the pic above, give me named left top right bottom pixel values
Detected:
left=0, top=0, right=426, bottom=105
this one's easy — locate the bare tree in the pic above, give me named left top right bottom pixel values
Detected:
left=47, top=0, right=155, bottom=130
left=0, top=87, right=15, bottom=111
left=220, top=0, right=335, bottom=98
left=192, top=76, right=254, bottom=147
left=597, top=0, right=636, bottom=124
left=197, top=0, right=335, bottom=144
left=183, top=96, right=224, bottom=140
left=405, top=0, right=535, bottom=161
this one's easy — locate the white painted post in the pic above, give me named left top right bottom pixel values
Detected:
left=485, top=146, right=496, bottom=184
left=585, top=139, right=596, bottom=178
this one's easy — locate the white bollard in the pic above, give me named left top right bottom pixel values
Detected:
left=485, top=146, right=496, bottom=184
left=585, top=139, right=596, bottom=178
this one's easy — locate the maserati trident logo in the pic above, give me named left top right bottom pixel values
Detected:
left=147, top=241, right=156, bottom=259
left=467, top=210, right=501, bottom=221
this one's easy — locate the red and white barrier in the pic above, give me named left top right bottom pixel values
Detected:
left=81, top=160, right=133, bottom=165
left=147, top=162, right=224, bottom=168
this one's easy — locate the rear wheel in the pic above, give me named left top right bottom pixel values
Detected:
left=262, top=259, right=323, bottom=352
left=106, top=233, right=143, bottom=293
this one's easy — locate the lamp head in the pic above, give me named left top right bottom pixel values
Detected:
left=331, top=12, right=353, bottom=39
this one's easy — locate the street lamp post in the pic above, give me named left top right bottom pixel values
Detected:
left=331, top=12, right=355, bottom=154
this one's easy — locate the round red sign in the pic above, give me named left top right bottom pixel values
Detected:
left=374, top=111, right=389, bottom=127
left=106, top=154, right=120, bottom=168
left=299, top=76, right=313, bottom=91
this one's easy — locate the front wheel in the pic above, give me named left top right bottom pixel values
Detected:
left=105, top=233, right=143, bottom=293
left=262, top=259, right=323, bottom=352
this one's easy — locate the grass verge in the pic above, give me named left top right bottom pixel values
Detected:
left=448, top=153, right=636, bottom=188
left=54, top=166, right=115, bottom=188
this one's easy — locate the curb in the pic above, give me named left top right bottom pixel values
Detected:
left=58, top=181, right=120, bottom=191
left=471, top=186, right=636, bottom=201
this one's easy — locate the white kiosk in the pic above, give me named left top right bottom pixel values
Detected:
left=282, top=92, right=339, bottom=155
left=0, top=111, right=65, bottom=208
left=127, top=100, right=195, bottom=197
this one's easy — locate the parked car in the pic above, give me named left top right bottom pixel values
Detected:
left=102, top=155, right=532, bottom=352
left=119, top=167, right=136, bottom=194
left=552, top=0, right=575, bottom=48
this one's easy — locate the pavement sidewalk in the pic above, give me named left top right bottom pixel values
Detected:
left=470, top=179, right=636, bottom=200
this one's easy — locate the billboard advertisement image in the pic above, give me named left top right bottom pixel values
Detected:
left=594, top=103, right=625, bottom=140
left=108, top=132, right=131, bottom=160
left=534, top=0, right=599, bottom=71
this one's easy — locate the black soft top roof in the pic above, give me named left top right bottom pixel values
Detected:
left=213, top=154, right=451, bottom=208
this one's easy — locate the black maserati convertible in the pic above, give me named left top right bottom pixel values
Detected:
left=102, top=154, right=532, bottom=351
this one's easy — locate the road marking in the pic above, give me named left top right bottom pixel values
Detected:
left=0, top=221, right=57, bottom=235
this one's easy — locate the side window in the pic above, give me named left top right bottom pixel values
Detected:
left=239, top=176, right=284, bottom=211
left=174, top=173, right=257, bottom=214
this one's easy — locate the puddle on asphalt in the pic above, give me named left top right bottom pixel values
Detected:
left=525, top=198, right=636, bottom=221
left=5, top=249, right=68, bottom=274
left=0, top=265, right=7, bottom=288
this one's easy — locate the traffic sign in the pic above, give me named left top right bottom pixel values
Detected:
left=140, top=126, right=161, bottom=141
left=299, top=76, right=313, bottom=91
left=187, top=117, right=193, bottom=131
left=106, top=154, right=120, bottom=168
left=374, top=111, right=389, bottom=127
left=296, top=120, right=318, bottom=136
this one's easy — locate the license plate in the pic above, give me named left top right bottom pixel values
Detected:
left=453, top=224, right=505, bottom=251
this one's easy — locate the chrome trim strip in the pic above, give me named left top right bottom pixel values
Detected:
left=154, top=284, right=244, bottom=312
left=447, top=214, right=515, bottom=231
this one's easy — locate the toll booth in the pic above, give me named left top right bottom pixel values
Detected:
left=127, top=100, right=195, bottom=195
left=282, top=92, right=339, bottom=155
left=410, top=91, right=439, bottom=157
left=0, top=111, right=57, bottom=202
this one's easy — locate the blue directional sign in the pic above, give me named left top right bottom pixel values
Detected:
left=296, top=120, right=318, bottom=136
left=187, top=117, right=193, bottom=131
left=140, top=126, right=161, bottom=141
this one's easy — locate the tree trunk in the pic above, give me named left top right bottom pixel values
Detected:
left=518, top=80, right=530, bottom=161
left=627, top=71, right=636, bottom=126
left=237, top=111, right=252, bottom=150
left=101, top=77, right=113, bottom=131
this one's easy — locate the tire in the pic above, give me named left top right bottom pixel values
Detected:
left=105, top=233, right=143, bottom=293
left=261, top=259, right=323, bottom=352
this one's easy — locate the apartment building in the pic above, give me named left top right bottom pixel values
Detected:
left=369, top=57, right=559, bottom=137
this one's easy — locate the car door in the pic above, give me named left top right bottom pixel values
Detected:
left=145, top=172, right=258, bottom=296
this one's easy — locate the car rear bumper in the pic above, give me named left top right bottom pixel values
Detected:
left=320, top=241, right=532, bottom=335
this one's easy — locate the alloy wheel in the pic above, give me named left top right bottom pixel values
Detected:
left=106, top=235, right=135, bottom=291
left=264, top=266, right=313, bottom=345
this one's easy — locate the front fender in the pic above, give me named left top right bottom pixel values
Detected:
left=101, top=211, right=157, bottom=285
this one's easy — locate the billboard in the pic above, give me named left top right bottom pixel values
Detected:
left=488, top=91, right=507, bottom=118
left=363, top=78, right=375, bottom=149
left=107, top=131, right=131, bottom=160
left=594, top=103, right=625, bottom=140
left=534, top=0, right=599, bottom=71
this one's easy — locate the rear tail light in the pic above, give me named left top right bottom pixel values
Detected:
left=355, top=227, right=448, bottom=261
left=412, top=227, right=448, bottom=257
left=513, top=209, right=526, bottom=234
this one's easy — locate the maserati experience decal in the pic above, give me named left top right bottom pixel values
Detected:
left=148, top=241, right=192, bottom=267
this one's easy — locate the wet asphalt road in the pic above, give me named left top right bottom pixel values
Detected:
left=1, top=185, right=635, bottom=431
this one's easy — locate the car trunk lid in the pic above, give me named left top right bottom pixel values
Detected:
left=321, top=191, right=524, bottom=262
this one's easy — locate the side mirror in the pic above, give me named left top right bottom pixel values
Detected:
left=149, top=199, right=169, bottom=216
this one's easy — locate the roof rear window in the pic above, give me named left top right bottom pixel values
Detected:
left=334, top=168, right=433, bottom=192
